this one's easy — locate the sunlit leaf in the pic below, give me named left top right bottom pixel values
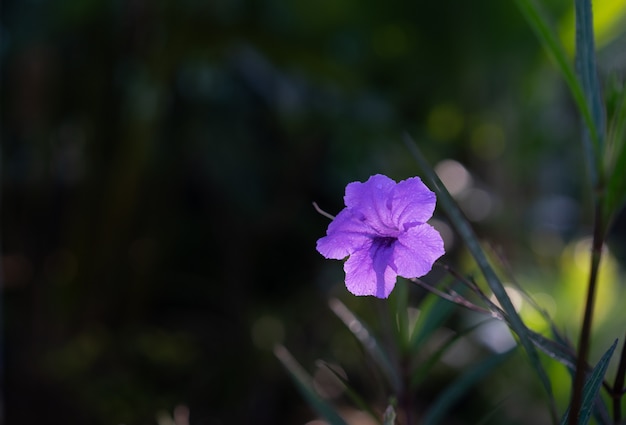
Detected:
left=559, top=339, right=617, bottom=425
left=560, top=0, right=626, bottom=50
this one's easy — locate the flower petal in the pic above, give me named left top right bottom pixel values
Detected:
left=393, top=223, right=444, bottom=278
left=343, top=239, right=398, bottom=298
left=316, top=208, right=372, bottom=259
left=343, top=174, right=396, bottom=233
left=390, top=177, right=436, bottom=228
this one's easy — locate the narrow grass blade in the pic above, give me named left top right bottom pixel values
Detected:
left=604, top=84, right=626, bottom=222
left=329, top=298, right=402, bottom=393
left=404, top=135, right=555, bottom=408
left=411, top=320, right=491, bottom=388
left=422, top=348, right=516, bottom=425
left=528, top=330, right=577, bottom=371
left=548, top=328, right=611, bottom=425
left=316, top=360, right=383, bottom=425
left=527, top=317, right=610, bottom=422
left=275, top=345, right=348, bottom=425
left=409, top=284, right=457, bottom=353
left=559, top=339, right=618, bottom=425
left=575, top=0, right=606, bottom=155
left=391, top=278, right=410, bottom=352
left=475, top=396, right=511, bottom=425
left=514, top=0, right=602, bottom=180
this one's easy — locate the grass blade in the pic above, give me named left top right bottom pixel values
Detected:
left=422, top=348, right=516, bottom=425
left=514, top=0, right=602, bottom=181
left=604, top=82, right=626, bottom=222
left=404, top=135, right=555, bottom=412
left=575, top=0, right=606, bottom=156
left=411, top=320, right=491, bottom=388
left=316, top=360, right=383, bottom=425
left=275, top=345, right=348, bottom=425
left=559, top=339, right=618, bottom=425
left=528, top=330, right=577, bottom=371
left=409, top=284, right=457, bottom=353
left=391, top=278, right=411, bottom=352
left=329, top=298, right=402, bottom=393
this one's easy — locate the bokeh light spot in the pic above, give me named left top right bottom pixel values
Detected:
left=529, top=229, right=564, bottom=258
left=435, top=159, right=472, bottom=197
left=461, top=188, right=493, bottom=222
left=489, top=286, right=524, bottom=312
left=475, top=320, right=517, bottom=353
left=430, top=219, right=455, bottom=250
left=427, top=103, right=464, bottom=142
left=470, top=122, right=506, bottom=160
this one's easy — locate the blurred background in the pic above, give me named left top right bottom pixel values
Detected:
left=2, top=0, right=626, bottom=424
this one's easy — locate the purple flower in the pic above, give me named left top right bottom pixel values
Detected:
left=316, top=174, right=445, bottom=298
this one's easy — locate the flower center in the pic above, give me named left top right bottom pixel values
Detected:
left=374, top=236, right=397, bottom=248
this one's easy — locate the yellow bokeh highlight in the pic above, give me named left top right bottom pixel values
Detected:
left=427, top=103, right=464, bottom=142
left=556, top=237, right=619, bottom=328
left=519, top=292, right=558, bottom=332
left=560, top=0, right=626, bottom=52
left=470, top=122, right=506, bottom=160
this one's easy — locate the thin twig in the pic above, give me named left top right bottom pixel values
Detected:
left=312, top=202, right=336, bottom=220
left=436, top=262, right=506, bottom=320
left=408, top=277, right=504, bottom=321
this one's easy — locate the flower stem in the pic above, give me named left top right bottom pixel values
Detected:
left=569, top=204, right=605, bottom=425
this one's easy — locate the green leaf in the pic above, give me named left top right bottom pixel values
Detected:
left=409, top=284, right=457, bottom=353
left=390, top=278, right=410, bottom=352
left=411, top=320, right=491, bottom=388
left=528, top=330, right=577, bottom=371
left=526, top=321, right=610, bottom=423
left=559, top=339, right=618, bottom=425
left=316, top=360, right=383, bottom=425
left=329, top=298, right=402, bottom=392
left=603, top=81, right=626, bottom=222
left=575, top=0, right=606, bottom=153
left=275, top=345, right=348, bottom=425
left=514, top=0, right=602, bottom=183
left=543, top=327, right=611, bottom=425
left=404, top=135, right=555, bottom=409
left=422, top=348, right=516, bottom=425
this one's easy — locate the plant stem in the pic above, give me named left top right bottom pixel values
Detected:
left=612, top=332, right=626, bottom=423
left=569, top=204, right=605, bottom=425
